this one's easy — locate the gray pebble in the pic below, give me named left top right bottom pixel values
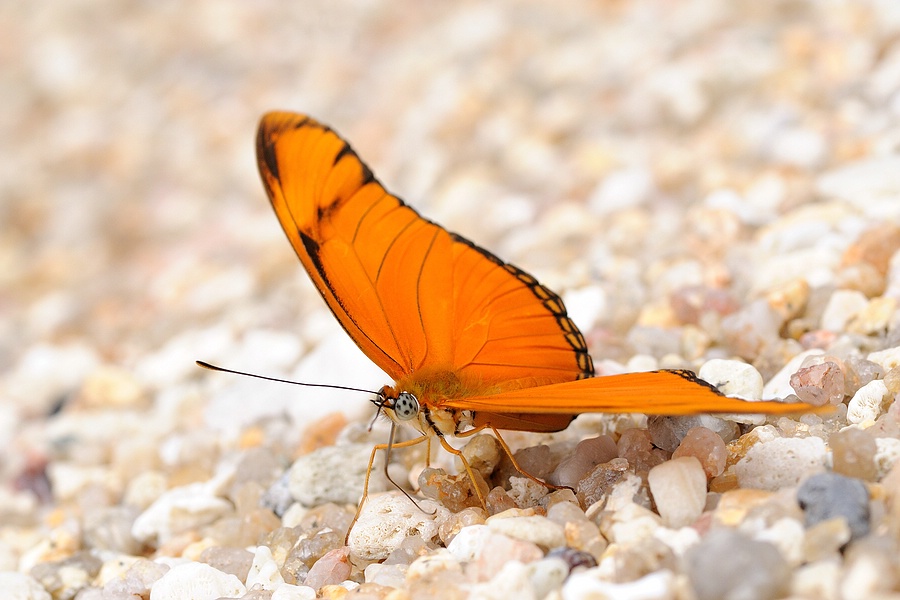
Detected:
left=797, top=472, right=870, bottom=541
left=685, top=529, right=790, bottom=600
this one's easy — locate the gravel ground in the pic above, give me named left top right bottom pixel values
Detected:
left=4, top=1, right=900, bottom=599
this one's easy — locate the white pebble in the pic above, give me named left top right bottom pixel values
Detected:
left=563, top=285, right=607, bottom=333
left=486, top=512, right=566, bottom=549
left=469, top=560, right=536, bottom=598
left=588, top=167, right=655, bottom=215
left=529, top=557, right=570, bottom=598
left=755, top=517, right=806, bottom=566
left=407, top=550, right=462, bottom=580
left=735, top=437, right=827, bottom=491
left=0, top=572, right=51, bottom=600
left=364, top=563, right=407, bottom=588
left=652, top=526, right=700, bottom=556
left=446, top=524, right=493, bottom=562
left=288, top=443, right=387, bottom=506
left=791, top=559, right=842, bottom=600
left=563, top=568, right=675, bottom=600
left=245, top=545, right=284, bottom=590
left=817, top=156, right=900, bottom=216
left=647, top=457, right=707, bottom=528
left=821, top=290, right=869, bottom=332
left=149, top=562, right=245, bottom=600
left=347, top=492, right=442, bottom=561
left=769, top=127, right=826, bottom=169
left=698, top=359, right=764, bottom=400
left=271, top=584, right=317, bottom=600
left=867, top=346, right=900, bottom=371
left=132, top=482, right=232, bottom=544
left=846, top=380, right=891, bottom=424
left=874, top=437, right=900, bottom=478
left=604, top=502, right=663, bottom=545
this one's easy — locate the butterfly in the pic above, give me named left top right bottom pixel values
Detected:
left=254, top=111, right=823, bottom=507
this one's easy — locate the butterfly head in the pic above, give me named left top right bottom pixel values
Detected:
left=375, top=385, right=421, bottom=424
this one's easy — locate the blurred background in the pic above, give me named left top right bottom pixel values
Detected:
left=3, top=0, right=900, bottom=426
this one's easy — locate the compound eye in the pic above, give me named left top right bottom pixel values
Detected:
left=393, top=392, right=419, bottom=421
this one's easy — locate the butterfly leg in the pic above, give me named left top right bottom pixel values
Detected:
left=484, top=426, right=570, bottom=493
left=435, top=431, right=490, bottom=510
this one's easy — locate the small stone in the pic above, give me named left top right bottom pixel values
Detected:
left=469, top=534, right=544, bottom=583
left=713, top=489, right=775, bottom=527
left=599, top=502, right=662, bottom=545
left=650, top=415, right=739, bottom=456
left=506, top=476, right=548, bottom=508
left=76, top=365, right=148, bottom=409
left=647, top=457, right=707, bottom=528
left=617, top=428, right=665, bottom=475
left=549, top=435, right=618, bottom=487
left=575, top=458, right=629, bottom=508
left=672, top=427, right=727, bottom=478
left=875, top=437, right=900, bottom=477
left=83, top=506, right=142, bottom=554
left=512, top=444, right=556, bottom=481
left=698, top=359, right=765, bottom=400
left=791, top=558, right=841, bottom=599
left=131, top=480, right=233, bottom=545
left=735, top=436, right=827, bottom=491
left=101, top=558, right=168, bottom=598
left=303, top=547, right=351, bottom=591
left=363, top=562, right=406, bottom=588
left=418, top=467, right=482, bottom=512
left=798, top=472, right=870, bottom=542
left=148, top=562, right=246, bottom=600
left=802, top=518, right=852, bottom=562
left=246, top=545, right=285, bottom=590
left=271, top=585, right=317, bottom=600
left=885, top=367, right=900, bottom=394
left=790, top=361, right=845, bottom=406
left=346, top=493, right=442, bottom=561
left=763, top=349, right=826, bottom=400
left=821, top=290, right=869, bottom=332
left=563, top=569, right=675, bottom=600
left=485, top=511, right=566, bottom=549
left=848, top=296, right=897, bottom=335
left=0, top=572, right=51, bottom=600
left=29, top=551, right=102, bottom=599
left=685, top=529, right=790, bottom=600
left=406, top=550, right=463, bottom=581
left=436, top=506, right=486, bottom=546
left=525, top=557, right=570, bottom=598
left=485, top=486, right=517, bottom=515
left=829, top=428, right=878, bottom=481
left=720, top=300, right=781, bottom=361
left=841, top=536, right=899, bottom=600
left=545, top=546, right=598, bottom=571
left=445, top=524, right=493, bottom=563
left=766, top=279, right=810, bottom=322
left=458, top=434, right=501, bottom=480
left=199, top=546, right=254, bottom=581
left=846, top=379, right=891, bottom=424
left=867, top=346, right=900, bottom=371
left=288, top=443, right=387, bottom=507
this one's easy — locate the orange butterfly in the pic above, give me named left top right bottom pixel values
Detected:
left=254, top=111, right=821, bottom=504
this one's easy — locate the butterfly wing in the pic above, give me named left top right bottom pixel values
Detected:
left=256, top=112, right=592, bottom=388
left=443, top=369, right=826, bottom=426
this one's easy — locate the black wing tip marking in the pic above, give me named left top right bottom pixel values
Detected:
left=449, top=232, right=594, bottom=379
left=663, top=369, right=725, bottom=397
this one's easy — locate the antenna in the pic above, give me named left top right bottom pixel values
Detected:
left=195, top=360, right=379, bottom=396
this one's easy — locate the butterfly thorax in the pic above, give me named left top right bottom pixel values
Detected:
left=380, top=369, right=492, bottom=436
